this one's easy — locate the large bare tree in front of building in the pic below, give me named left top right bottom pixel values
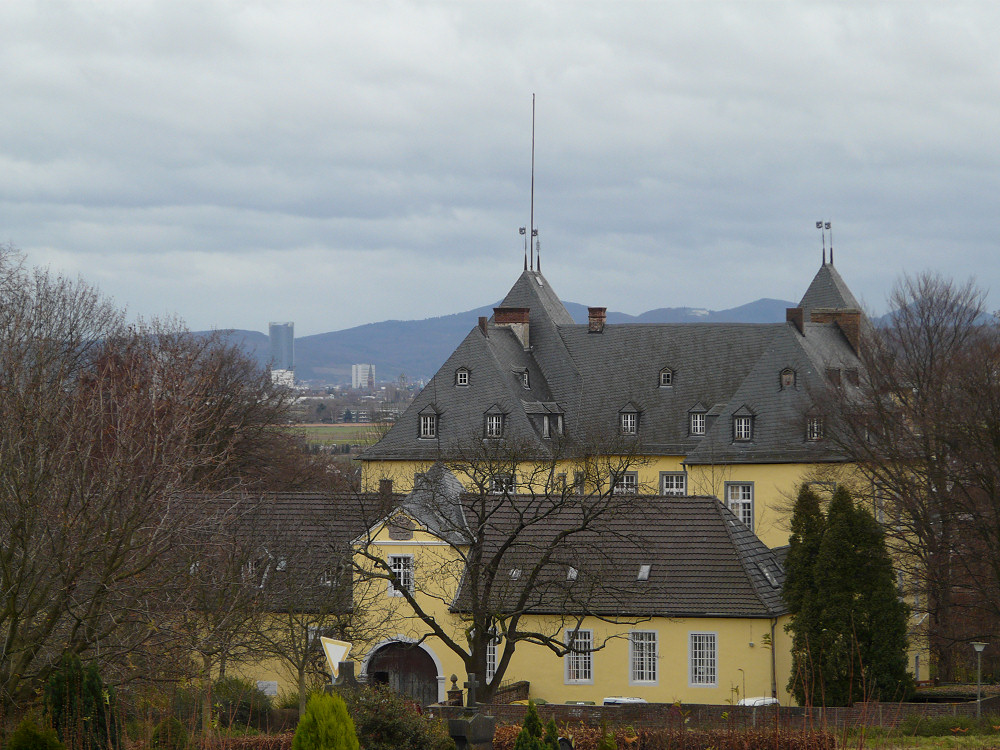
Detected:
left=818, top=272, right=1000, bottom=680
left=352, top=434, right=655, bottom=704
left=0, top=248, right=302, bottom=712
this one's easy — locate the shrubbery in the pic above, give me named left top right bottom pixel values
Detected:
left=150, top=717, right=189, bottom=750
left=5, top=718, right=66, bottom=750
left=291, top=693, right=357, bottom=750
left=44, top=654, right=120, bottom=750
left=494, top=725, right=836, bottom=750
left=213, top=677, right=273, bottom=730
left=341, top=686, right=454, bottom=750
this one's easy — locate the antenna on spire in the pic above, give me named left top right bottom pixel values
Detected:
left=826, top=221, right=833, bottom=264
left=529, top=93, right=537, bottom=271
left=816, top=221, right=827, bottom=265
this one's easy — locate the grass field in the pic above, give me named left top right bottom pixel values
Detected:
left=291, top=422, right=388, bottom=447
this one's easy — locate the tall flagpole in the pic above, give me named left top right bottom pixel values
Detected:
left=530, top=93, right=536, bottom=271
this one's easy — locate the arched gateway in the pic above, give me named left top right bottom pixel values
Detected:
left=363, top=640, right=443, bottom=706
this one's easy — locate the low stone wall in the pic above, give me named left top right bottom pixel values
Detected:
left=434, top=694, right=1000, bottom=730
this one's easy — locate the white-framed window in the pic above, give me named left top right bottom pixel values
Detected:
left=491, top=475, right=514, bottom=495
left=387, top=554, right=414, bottom=597
left=630, top=631, right=658, bottom=684
left=659, top=368, right=673, bottom=387
left=734, top=415, right=753, bottom=441
left=689, top=632, right=717, bottom=686
left=780, top=369, right=796, bottom=389
left=419, top=414, right=437, bottom=439
left=485, top=413, right=504, bottom=438
left=486, top=634, right=497, bottom=683
left=613, top=472, right=638, bottom=495
left=620, top=411, right=637, bottom=435
left=726, top=482, right=754, bottom=528
left=521, top=370, right=530, bottom=388
left=690, top=412, right=706, bottom=436
left=807, top=416, right=824, bottom=441
left=660, top=472, right=687, bottom=496
left=456, top=368, right=469, bottom=386
left=564, top=629, right=593, bottom=684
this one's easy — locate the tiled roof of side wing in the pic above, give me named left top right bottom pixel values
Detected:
left=685, top=322, right=857, bottom=464
left=553, top=323, right=783, bottom=452
left=449, top=495, right=788, bottom=618
left=799, top=262, right=861, bottom=317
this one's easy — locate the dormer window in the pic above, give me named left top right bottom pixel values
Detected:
left=419, top=413, right=437, bottom=439
left=733, top=408, right=754, bottom=441
left=780, top=368, right=796, bottom=389
left=456, top=368, right=470, bottom=386
left=521, top=369, right=530, bottom=389
left=659, top=368, right=674, bottom=387
left=542, top=413, right=564, bottom=439
left=620, top=411, right=637, bottom=435
left=485, top=413, right=504, bottom=438
left=690, top=412, right=706, bottom=436
left=807, top=416, right=824, bottom=441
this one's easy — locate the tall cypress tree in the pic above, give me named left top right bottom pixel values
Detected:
left=785, top=485, right=913, bottom=706
left=783, top=484, right=826, bottom=705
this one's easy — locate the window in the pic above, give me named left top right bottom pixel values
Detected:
left=689, top=632, right=717, bottom=686
left=637, top=564, right=651, bottom=581
left=734, top=415, right=753, bottom=441
left=690, top=412, right=706, bottom=436
left=486, top=632, right=498, bottom=682
left=620, top=411, right=637, bottom=435
left=567, top=566, right=578, bottom=581
left=419, top=414, right=437, bottom=439
left=565, top=629, right=593, bottom=684
left=659, top=369, right=674, bottom=387
left=726, top=482, right=754, bottom=528
left=780, top=369, right=795, bottom=389
left=491, top=475, right=514, bottom=494
left=456, top=368, right=469, bottom=386
left=630, top=631, right=658, bottom=684
left=543, top=414, right=564, bottom=438
left=807, top=416, right=824, bottom=441
left=485, top=413, right=504, bottom=438
left=573, top=471, right=586, bottom=495
left=660, top=472, right=687, bottom=496
left=521, top=369, right=530, bottom=388
left=613, top=472, right=638, bottom=495
left=388, top=555, right=413, bottom=596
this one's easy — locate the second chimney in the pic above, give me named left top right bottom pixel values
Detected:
left=588, top=307, right=607, bottom=334
left=493, top=307, right=530, bottom=349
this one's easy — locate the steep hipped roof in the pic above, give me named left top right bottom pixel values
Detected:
left=799, top=261, right=862, bottom=317
left=449, top=494, right=788, bottom=618
left=362, top=262, right=861, bottom=465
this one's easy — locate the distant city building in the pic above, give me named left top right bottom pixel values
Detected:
left=352, top=364, right=375, bottom=390
left=271, top=368, right=294, bottom=388
left=269, top=322, right=294, bottom=371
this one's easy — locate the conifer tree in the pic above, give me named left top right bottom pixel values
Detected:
left=783, top=484, right=826, bottom=705
left=292, top=692, right=359, bottom=750
left=785, top=485, right=913, bottom=706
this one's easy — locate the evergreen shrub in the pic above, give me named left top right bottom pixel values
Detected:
left=5, top=718, right=66, bottom=750
left=44, top=654, right=120, bottom=750
left=150, top=717, right=188, bottom=750
left=213, top=677, right=273, bottom=730
left=291, top=693, right=358, bottom=750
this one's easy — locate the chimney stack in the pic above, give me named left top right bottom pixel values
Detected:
left=786, top=307, right=804, bottom=335
left=478, top=316, right=488, bottom=336
left=588, top=307, right=607, bottom=334
left=493, top=307, right=530, bottom=349
left=810, top=308, right=862, bottom=353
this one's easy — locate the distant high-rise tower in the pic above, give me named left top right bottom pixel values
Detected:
left=352, top=364, right=375, bottom=390
left=269, top=322, right=294, bottom=371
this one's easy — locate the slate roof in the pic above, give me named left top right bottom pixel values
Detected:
left=446, top=493, right=788, bottom=619
left=362, top=263, right=861, bottom=466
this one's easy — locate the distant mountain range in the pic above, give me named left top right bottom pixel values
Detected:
left=215, top=297, right=797, bottom=385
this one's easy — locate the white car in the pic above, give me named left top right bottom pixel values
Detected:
left=737, top=697, right=779, bottom=707
left=602, top=696, right=648, bottom=705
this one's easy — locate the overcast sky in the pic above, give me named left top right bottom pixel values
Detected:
left=2, top=2, right=998, bottom=335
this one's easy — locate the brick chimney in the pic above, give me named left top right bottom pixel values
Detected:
left=494, top=307, right=530, bottom=349
left=810, top=308, right=862, bottom=353
left=588, top=307, right=607, bottom=334
left=786, top=307, right=804, bottom=335
left=478, top=316, right=488, bottom=336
